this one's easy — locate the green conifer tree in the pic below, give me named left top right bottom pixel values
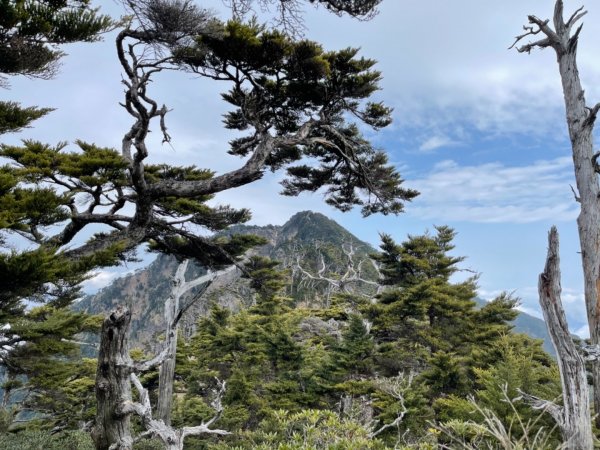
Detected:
left=175, top=257, right=313, bottom=435
left=0, top=0, right=116, bottom=332
left=0, top=306, right=101, bottom=430
left=365, top=227, right=521, bottom=441
left=0, top=0, right=114, bottom=429
left=435, top=333, right=561, bottom=447
left=2, top=1, right=417, bottom=444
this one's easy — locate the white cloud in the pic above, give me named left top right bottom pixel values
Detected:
left=208, top=171, right=338, bottom=226
left=516, top=305, right=544, bottom=321
left=477, top=288, right=543, bottom=320
left=575, top=324, right=590, bottom=339
left=301, top=0, right=589, bottom=141
left=4, top=0, right=582, bottom=154
left=82, top=270, right=122, bottom=293
left=408, top=157, right=578, bottom=223
left=419, top=135, right=461, bottom=152
left=559, top=288, right=589, bottom=337
left=481, top=284, right=588, bottom=337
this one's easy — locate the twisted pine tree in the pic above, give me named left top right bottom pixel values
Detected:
left=0, top=0, right=418, bottom=310
left=1, top=0, right=418, bottom=445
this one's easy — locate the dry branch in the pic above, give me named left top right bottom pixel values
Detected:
left=293, top=241, right=381, bottom=305
left=93, top=305, right=230, bottom=450
left=369, top=372, right=413, bottom=438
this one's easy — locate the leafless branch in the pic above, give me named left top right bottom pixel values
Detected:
left=60, top=338, right=98, bottom=348
left=369, top=372, right=413, bottom=438
left=293, top=241, right=381, bottom=303
left=509, top=14, right=557, bottom=53
left=134, top=345, right=171, bottom=372
left=584, top=103, right=600, bottom=128
left=565, top=6, right=586, bottom=29
left=124, top=372, right=229, bottom=449
left=581, top=344, right=600, bottom=361
left=181, top=379, right=229, bottom=439
left=516, top=388, right=563, bottom=425
left=570, top=184, right=581, bottom=203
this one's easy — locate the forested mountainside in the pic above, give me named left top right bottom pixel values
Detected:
left=2, top=210, right=565, bottom=449
left=76, top=211, right=552, bottom=353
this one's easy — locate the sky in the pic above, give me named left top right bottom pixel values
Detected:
left=4, top=0, right=600, bottom=337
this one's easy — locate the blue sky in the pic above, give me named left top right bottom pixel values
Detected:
left=4, top=0, right=600, bottom=336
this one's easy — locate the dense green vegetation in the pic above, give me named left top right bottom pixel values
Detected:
left=156, top=227, right=560, bottom=449
left=0, top=0, right=115, bottom=434
left=0, top=224, right=565, bottom=448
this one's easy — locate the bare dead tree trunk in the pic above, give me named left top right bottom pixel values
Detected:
left=127, top=374, right=229, bottom=450
left=157, top=260, right=237, bottom=425
left=519, top=228, right=593, bottom=450
left=156, top=261, right=188, bottom=426
left=512, top=0, right=600, bottom=427
left=92, top=307, right=134, bottom=450
left=156, top=332, right=179, bottom=427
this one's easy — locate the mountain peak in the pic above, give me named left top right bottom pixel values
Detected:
left=281, top=211, right=371, bottom=249
left=287, top=210, right=327, bottom=221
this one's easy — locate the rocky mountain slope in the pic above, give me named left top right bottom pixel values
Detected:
left=75, top=211, right=378, bottom=349
left=76, top=211, right=554, bottom=354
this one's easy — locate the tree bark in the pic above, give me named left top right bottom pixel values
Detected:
left=92, top=306, right=135, bottom=450
left=554, top=15, right=600, bottom=430
left=513, top=0, right=600, bottom=427
left=532, top=227, right=593, bottom=450
left=128, top=373, right=229, bottom=450
left=157, top=335, right=178, bottom=426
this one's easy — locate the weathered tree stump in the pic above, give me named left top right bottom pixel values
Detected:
left=92, top=306, right=134, bottom=450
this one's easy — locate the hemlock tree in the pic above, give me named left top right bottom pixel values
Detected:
left=0, top=0, right=114, bottom=427
left=2, top=307, right=101, bottom=430
left=369, top=227, right=482, bottom=374
left=172, top=228, right=524, bottom=446
left=436, top=333, right=561, bottom=448
left=365, top=228, right=519, bottom=440
left=174, top=256, right=310, bottom=435
left=511, top=1, right=599, bottom=446
left=0, top=0, right=115, bottom=337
